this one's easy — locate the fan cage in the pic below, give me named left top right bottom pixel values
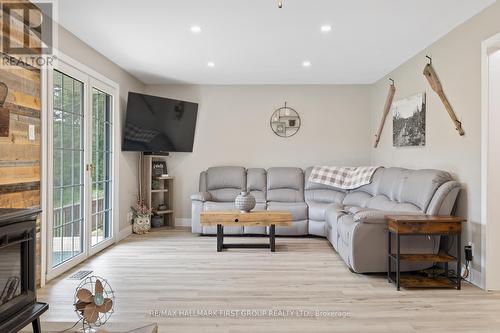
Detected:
left=73, top=275, right=115, bottom=330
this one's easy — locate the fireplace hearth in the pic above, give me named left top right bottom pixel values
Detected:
left=0, top=208, right=48, bottom=333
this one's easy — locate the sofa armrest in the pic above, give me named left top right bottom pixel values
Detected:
left=353, top=210, right=424, bottom=224
left=191, top=192, right=213, bottom=202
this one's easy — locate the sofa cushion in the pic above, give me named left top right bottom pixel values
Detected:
left=338, top=214, right=356, bottom=245
left=399, top=169, right=453, bottom=212
left=308, top=202, right=341, bottom=221
left=352, top=167, right=384, bottom=196
left=206, top=166, right=245, bottom=202
left=366, top=195, right=421, bottom=212
left=304, top=167, right=345, bottom=204
left=353, top=209, right=423, bottom=224
left=267, top=167, right=304, bottom=202
left=343, top=191, right=371, bottom=207
left=247, top=168, right=267, bottom=203
left=325, top=206, right=347, bottom=229
left=267, top=202, right=307, bottom=221
left=190, top=192, right=212, bottom=202
left=204, top=201, right=236, bottom=212
left=207, top=166, right=245, bottom=188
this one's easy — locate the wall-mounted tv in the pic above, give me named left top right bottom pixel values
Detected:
left=122, top=92, right=198, bottom=153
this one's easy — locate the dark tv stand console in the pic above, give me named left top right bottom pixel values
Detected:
left=0, top=302, right=48, bottom=333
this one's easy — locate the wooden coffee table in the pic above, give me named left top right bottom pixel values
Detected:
left=200, top=211, right=292, bottom=252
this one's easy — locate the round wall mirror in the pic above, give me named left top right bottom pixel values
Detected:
left=270, top=104, right=301, bottom=138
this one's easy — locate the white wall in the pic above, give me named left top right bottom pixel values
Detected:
left=145, top=85, right=371, bottom=220
left=369, top=1, right=500, bottom=287
left=57, top=27, right=145, bottom=232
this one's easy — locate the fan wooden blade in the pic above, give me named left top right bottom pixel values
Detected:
left=84, top=303, right=99, bottom=323
left=95, top=279, right=104, bottom=294
left=76, top=289, right=94, bottom=303
left=96, top=298, right=113, bottom=313
left=75, top=300, right=90, bottom=311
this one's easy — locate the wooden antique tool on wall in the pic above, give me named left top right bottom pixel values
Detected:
left=423, top=56, right=465, bottom=136
left=374, top=78, right=396, bottom=148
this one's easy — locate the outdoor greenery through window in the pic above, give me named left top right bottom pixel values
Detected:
left=91, top=88, right=113, bottom=246
left=52, top=70, right=84, bottom=267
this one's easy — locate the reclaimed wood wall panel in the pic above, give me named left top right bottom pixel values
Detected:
left=0, top=63, right=41, bottom=207
left=0, top=0, right=42, bottom=286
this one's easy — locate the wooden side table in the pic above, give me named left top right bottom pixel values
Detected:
left=386, top=215, right=466, bottom=291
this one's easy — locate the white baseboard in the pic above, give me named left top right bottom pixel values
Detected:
left=464, top=266, right=484, bottom=289
left=175, top=218, right=191, bottom=227
left=117, top=225, right=132, bottom=242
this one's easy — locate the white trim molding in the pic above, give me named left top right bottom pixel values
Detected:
left=481, top=31, right=500, bottom=291
left=117, top=225, right=133, bottom=242
left=42, top=50, right=120, bottom=282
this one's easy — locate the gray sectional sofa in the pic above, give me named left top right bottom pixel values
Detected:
left=191, top=166, right=461, bottom=273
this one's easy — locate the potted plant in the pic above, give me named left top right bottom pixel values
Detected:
left=131, top=200, right=153, bottom=234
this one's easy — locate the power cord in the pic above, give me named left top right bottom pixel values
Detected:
left=56, top=317, right=82, bottom=333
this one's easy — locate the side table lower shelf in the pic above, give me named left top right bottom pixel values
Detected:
left=393, top=275, right=459, bottom=288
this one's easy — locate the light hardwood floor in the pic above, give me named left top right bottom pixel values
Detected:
left=36, top=228, right=500, bottom=332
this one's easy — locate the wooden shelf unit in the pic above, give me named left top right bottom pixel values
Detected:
left=141, top=155, right=174, bottom=227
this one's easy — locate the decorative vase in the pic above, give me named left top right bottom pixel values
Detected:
left=235, top=191, right=256, bottom=213
left=133, top=216, right=151, bottom=234
left=151, top=215, right=164, bottom=228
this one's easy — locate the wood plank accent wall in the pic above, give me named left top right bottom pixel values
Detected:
left=0, top=0, right=42, bottom=286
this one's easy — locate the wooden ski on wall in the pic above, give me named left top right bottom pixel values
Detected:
left=423, top=57, right=465, bottom=136
left=374, top=79, right=396, bottom=148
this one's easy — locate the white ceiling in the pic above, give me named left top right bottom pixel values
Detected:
left=58, top=0, right=495, bottom=84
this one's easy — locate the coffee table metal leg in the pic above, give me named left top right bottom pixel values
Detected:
left=388, top=231, right=392, bottom=283
left=270, top=225, right=275, bottom=252
left=457, top=232, right=461, bottom=290
left=217, top=224, right=223, bottom=252
left=396, top=234, right=401, bottom=291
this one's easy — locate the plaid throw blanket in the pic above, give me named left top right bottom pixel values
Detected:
left=309, top=166, right=381, bottom=190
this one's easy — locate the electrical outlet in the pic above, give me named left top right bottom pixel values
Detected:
left=464, top=245, right=473, bottom=262
left=468, top=242, right=475, bottom=257
left=28, top=124, right=35, bottom=141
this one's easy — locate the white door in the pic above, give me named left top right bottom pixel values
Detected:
left=88, top=79, right=115, bottom=255
left=46, top=60, right=118, bottom=280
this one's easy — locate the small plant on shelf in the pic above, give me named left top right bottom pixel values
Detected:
left=131, top=199, right=153, bottom=234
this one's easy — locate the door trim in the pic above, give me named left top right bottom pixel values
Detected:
left=481, top=32, right=500, bottom=291
left=88, top=77, right=119, bottom=256
left=43, top=52, right=120, bottom=282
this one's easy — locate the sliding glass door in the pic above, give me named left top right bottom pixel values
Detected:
left=47, top=61, right=117, bottom=279
left=91, top=88, right=113, bottom=248
left=52, top=70, right=84, bottom=266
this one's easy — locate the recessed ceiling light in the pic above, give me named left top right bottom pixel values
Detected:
left=321, top=25, right=332, bottom=33
left=190, top=25, right=201, bottom=33
left=207, top=62, right=215, bottom=68
left=302, top=61, right=311, bottom=67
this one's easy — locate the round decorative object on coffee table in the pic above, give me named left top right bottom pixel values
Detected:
left=235, top=191, right=256, bottom=213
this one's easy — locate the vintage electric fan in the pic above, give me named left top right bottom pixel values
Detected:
left=74, top=276, right=115, bottom=331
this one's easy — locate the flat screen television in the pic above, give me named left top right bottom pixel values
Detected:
left=122, top=92, right=198, bottom=153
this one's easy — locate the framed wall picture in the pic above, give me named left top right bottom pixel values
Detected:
left=152, top=161, right=167, bottom=177
left=392, top=92, right=426, bottom=147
